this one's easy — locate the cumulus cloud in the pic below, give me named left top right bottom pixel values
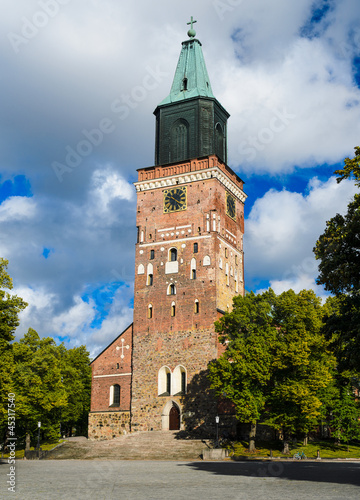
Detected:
left=0, top=196, right=36, bottom=221
left=245, top=176, right=358, bottom=294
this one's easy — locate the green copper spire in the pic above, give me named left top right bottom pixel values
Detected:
left=158, top=20, right=215, bottom=106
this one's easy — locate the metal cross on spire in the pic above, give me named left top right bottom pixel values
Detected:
left=187, top=16, right=197, bottom=38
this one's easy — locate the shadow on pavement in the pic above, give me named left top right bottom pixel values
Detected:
left=178, top=461, right=360, bottom=487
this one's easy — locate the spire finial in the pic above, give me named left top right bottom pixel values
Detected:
left=187, top=16, right=197, bottom=38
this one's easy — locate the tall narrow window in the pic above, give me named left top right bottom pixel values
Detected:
left=225, top=248, right=228, bottom=258
left=148, top=304, right=153, bottom=319
left=171, top=302, right=176, bottom=317
left=194, top=300, right=199, bottom=314
left=181, top=371, right=186, bottom=394
left=193, top=242, right=198, bottom=253
left=150, top=249, right=155, bottom=260
left=147, top=263, right=154, bottom=286
left=182, top=77, right=188, bottom=91
left=158, top=366, right=172, bottom=396
left=168, top=284, right=176, bottom=295
left=110, top=384, right=120, bottom=407
left=170, top=248, right=178, bottom=261
left=215, top=123, right=225, bottom=161
left=190, top=258, right=196, bottom=280
left=170, top=119, right=189, bottom=162
left=113, top=385, right=120, bottom=406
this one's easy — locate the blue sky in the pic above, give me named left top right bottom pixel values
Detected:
left=1, top=0, right=360, bottom=357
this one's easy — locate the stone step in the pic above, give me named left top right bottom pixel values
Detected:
left=46, top=431, right=210, bottom=461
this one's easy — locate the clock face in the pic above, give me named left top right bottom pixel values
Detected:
left=226, top=192, right=236, bottom=220
left=163, top=187, right=187, bottom=213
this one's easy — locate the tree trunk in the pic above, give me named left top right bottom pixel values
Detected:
left=282, top=430, right=290, bottom=454
left=25, top=433, right=31, bottom=451
left=248, top=422, right=256, bottom=452
left=303, top=434, right=308, bottom=446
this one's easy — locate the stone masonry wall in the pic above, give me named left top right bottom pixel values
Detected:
left=88, top=412, right=131, bottom=440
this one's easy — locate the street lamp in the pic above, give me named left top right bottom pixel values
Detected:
left=215, top=415, right=220, bottom=448
left=37, top=421, right=41, bottom=451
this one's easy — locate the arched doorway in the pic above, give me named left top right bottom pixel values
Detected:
left=161, top=401, right=181, bottom=431
left=169, top=404, right=180, bottom=430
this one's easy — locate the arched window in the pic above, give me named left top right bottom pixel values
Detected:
left=169, top=248, right=178, bottom=262
left=109, top=384, right=120, bottom=407
left=190, top=258, right=196, bottom=280
left=203, top=255, right=211, bottom=266
left=158, top=366, right=172, bottom=395
left=193, top=242, right=198, bottom=253
left=137, top=264, right=145, bottom=275
left=215, top=122, right=225, bottom=161
left=235, top=269, right=239, bottom=293
left=171, top=301, right=176, bottom=317
left=170, top=119, right=189, bottom=162
left=194, top=299, right=199, bottom=314
left=173, top=365, right=187, bottom=395
left=147, top=263, right=154, bottom=286
left=148, top=304, right=153, bottom=319
left=150, top=249, right=155, bottom=260
left=168, top=284, right=176, bottom=295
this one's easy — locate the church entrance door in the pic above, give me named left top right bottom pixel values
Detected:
left=169, top=404, right=180, bottom=430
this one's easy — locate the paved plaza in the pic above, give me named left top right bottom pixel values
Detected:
left=2, top=459, right=360, bottom=500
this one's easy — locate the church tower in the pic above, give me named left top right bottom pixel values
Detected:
left=131, top=20, right=246, bottom=432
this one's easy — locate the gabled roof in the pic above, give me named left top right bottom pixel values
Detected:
left=90, top=323, right=133, bottom=365
left=158, top=37, right=215, bottom=106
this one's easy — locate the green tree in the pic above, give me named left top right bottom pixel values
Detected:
left=208, top=292, right=277, bottom=451
left=265, top=290, right=335, bottom=452
left=59, top=345, right=91, bottom=437
left=314, top=146, right=360, bottom=373
left=314, top=194, right=360, bottom=295
left=209, top=289, right=335, bottom=453
left=331, top=385, right=360, bottom=450
left=0, top=259, right=27, bottom=436
left=12, top=329, right=67, bottom=443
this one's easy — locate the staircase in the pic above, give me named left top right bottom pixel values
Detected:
left=46, top=431, right=209, bottom=461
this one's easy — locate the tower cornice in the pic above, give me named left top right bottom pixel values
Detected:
left=135, top=155, right=247, bottom=203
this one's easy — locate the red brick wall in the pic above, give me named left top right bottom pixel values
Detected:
left=131, top=155, right=246, bottom=431
left=90, top=324, right=133, bottom=412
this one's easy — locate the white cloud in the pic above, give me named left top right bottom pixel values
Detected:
left=0, top=197, right=36, bottom=222
left=245, top=176, right=358, bottom=294
left=88, top=167, right=134, bottom=217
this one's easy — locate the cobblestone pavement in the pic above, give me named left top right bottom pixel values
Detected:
left=2, top=459, right=360, bottom=500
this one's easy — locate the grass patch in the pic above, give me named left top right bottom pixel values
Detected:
left=1, top=440, right=65, bottom=460
left=226, top=439, right=360, bottom=459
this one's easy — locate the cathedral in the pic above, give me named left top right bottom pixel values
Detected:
left=88, top=20, right=247, bottom=439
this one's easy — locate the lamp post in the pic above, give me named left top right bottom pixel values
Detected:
left=215, top=415, right=219, bottom=448
left=37, top=421, right=41, bottom=451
